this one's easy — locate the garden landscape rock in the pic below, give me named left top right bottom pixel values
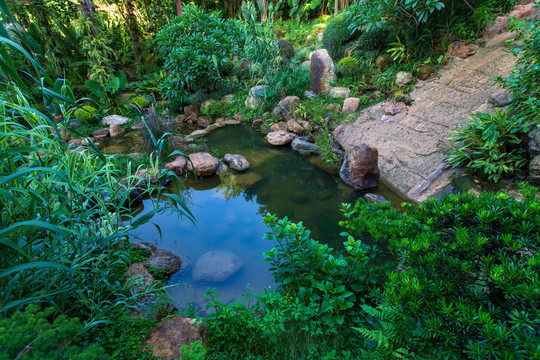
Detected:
left=102, top=114, right=130, bottom=126
left=187, top=152, right=220, bottom=176
left=310, top=49, right=336, bottom=94
left=266, top=130, right=296, bottom=146
left=364, top=193, right=388, bottom=204
left=145, top=315, right=201, bottom=360
left=184, top=105, right=199, bottom=119
left=224, top=154, right=250, bottom=171
left=109, top=124, right=125, bottom=137
left=334, top=30, right=517, bottom=201
left=395, top=71, right=413, bottom=87
left=164, top=156, right=187, bottom=176
left=146, top=249, right=181, bottom=276
left=342, top=98, right=360, bottom=115
left=125, top=263, right=154, bottom=294
left=245, top=85, right=268, bottom=108
left=193, top=250, right=243, bottom=283
left=488, top=90, right=513, bottom=107
left=292, top=137, right=319, bottom=155
left=529, top=156, right=540, bottom=183
left=274, top=96, right=301, bottom=119
left=92, top=128, right=109, bottom=139
left=339, top=144, right=380, bottom=190
left=287, top=119, right=307, bottom=135
left=328, top=87, right=351, bottom=99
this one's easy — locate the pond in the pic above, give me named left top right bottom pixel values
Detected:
left=110, top=125, right=407, bottom=314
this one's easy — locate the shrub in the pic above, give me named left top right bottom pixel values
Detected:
left=447, top=110, right=528, bottom=183
left=277, top=38, right=295, bottom=59
left=322, top=13, right=360, bottom=61
left=201, top=100, right=231, bottom=121
left=74, top=105, right=99, bottom=124
left=337, top=57, right=360, bottom=78
left=156, top=5, right=243, bottom=101
left=341, top=186, right=540, bottom=359
left=131, top=96, right=149, bottom=109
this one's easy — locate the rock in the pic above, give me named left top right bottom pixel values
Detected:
left=384, top=102, right=407, bottom=116
left=328, top=87, right=351, bottom=99
left=125, top=263, right=154, bottom=294
left=364, top=193, right=388, bottom=204
left=287, top=119, right=308, bottom=135
left=193, top=250, right=243, bottom=283
left=417, top=64, right=435, bottom=80
left=200, top=99, right=215, bottom=111
left=69, top=120, right=83, bottom=129
left=222, top=94, right=234, bottom=103
left=197, top=116, right=210, bottom=128
left=529, top=155, right=540, bottom=183
left=245, top=85, right=268, bottom=109
left=484, top=3, right=540, bottom=39
left=109, top=123, right=125, bottom=137
left=266, top=131, right=297, bottom=146
left=164, top=156, right=187, bottom=176
left=144, top=315, right=201, bottom=360
left=131, top=122, right=146, bottom=130
left=274, top=96, right=301, bottom=119
left=291, top=137, right=319, bottom=155
left=396, top=72, right=413, bottom=88
left=340, top=144, right=380, bottom=190
left=528, top=126, right=540, bottom=157
left=327, top=104, right=342, bottom=114
left=304, top=90, right=316, bottom=99
left=270, top=122, right=288, bottom=132
left=342, top=97, right=360, bottom=115
left=488, top=90, right=512, bottom=107
left=92, top=128, right=109, bottom=139
left=451, top=41, right=478, bottom=58
left=174, top=115, right=186, bottom=124
left=317, top=32, right=323, bottom=41
left=184, top=105, right=199, bottom=119
left=310, top=49, right=336, bottom=94
left=187, top=152, right=220, bottom=176
left=132, top=242, right=157, bottom=252
left=102, top=115, right=130, bottom=126
left=239, top=61, right=252, bottom=74
left=376, top=55, right=392, bottom=70
left=224, top=154, right=250, bottom=171
left=146, top=249, right=181, bottom=276
left=252, top=119, right=264, bottom=129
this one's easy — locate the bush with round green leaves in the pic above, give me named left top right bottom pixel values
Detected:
left=322, top=13, right=360, bottom=61
left=201, top=100, right=231, bottom=121
left=131, top=96, right=148, bottom=109
left=74, top=105, right=99, bottom=124
left=337, top=57, right=360, bottom=78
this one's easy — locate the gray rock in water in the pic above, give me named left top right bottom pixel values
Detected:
left=488, top=90, right=513, bottom=107
left=291, top=137, right=320, bottom=155
left=224, top=154, right=250, bottom=171
left=165, top=156, right=187, bottom=176
left=193, top=250, right=243, bottom=283
left=340, top=144, right=380, bottom=190
left=146, top=249, right=181, bottom=276
left=132, top=242, right=157, bottom=252
left=364, top=193, right=388, bottom=204
left=102, top=114, right=130, bottom=126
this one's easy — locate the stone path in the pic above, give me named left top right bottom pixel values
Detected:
left=334, top=31, right=519, bottom=202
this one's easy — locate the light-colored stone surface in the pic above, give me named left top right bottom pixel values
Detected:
left=310, top=49, right=336, bottom=94
left=145, top=315, right=201, bottom=360
left=102, top=115, right=130, bottom=126
left=266, top=130, right=297, bottom=146
left=187, top=152, right=220, bottom=176
left=334, top=32, right=516, bottom=202
left=342, top=97, right=361, bottom=115
left=328, top=87, right=351, bottom=99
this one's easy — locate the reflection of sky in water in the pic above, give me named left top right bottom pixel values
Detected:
left=130, top=125, right=408, bottom=313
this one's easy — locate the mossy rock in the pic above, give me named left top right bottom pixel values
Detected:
left=74, top=105, right=99, bottom=124
left=337, top=57, right=360, bottom=78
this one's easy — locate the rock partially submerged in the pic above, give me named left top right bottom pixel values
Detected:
left=146, top=249, right=181, bottom=276
left=193, top=250, right=243, bottom=283
left=187, top=152, right=220, bottom=176
left=340, top=144, right=380, bottom=190
left=224, top=154, right=250, bottom=171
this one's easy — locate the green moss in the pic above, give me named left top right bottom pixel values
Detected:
left=74, top=105, right=99, bottom=124
left=337, top=57, right=360, bottom=78
left=131, top=96, right=149, bottom=109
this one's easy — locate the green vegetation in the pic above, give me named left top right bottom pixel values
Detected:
left=202, top=186, right=540, bottom=359
left=75, top=105, right=100, bottom=124
left=322, top=13, right=359, bottom=61
left=131, top=96, right=149, bottom=109
left=201, top=100, right=232, bottom=121
left=336, top=56, right=360, bottom=78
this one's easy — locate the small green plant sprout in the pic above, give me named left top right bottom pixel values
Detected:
left=447, top=110, right=528, bottom=182
left=387, top=37, right=409, bottom=63
left=337, top=57, right=360, bottom=78
left=74, top=105, right=100, bottom=124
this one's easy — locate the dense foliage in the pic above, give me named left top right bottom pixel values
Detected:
left=202, top=186, right=540, bottom=359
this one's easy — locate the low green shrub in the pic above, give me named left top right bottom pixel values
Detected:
left=322, top=13, right=360, bottom=61
left=337, top=57, right=360, bottom=78
left=277, top=38, right=295, bottom=59
left=74, top=105, right=99, bottom=124
left=201, top=100, right=231, bottom=121
left=131, top=96, right=149, bottom=109
left=0, top=305, right=104, bottom=360
left=447, top=110, right=528, bottom=183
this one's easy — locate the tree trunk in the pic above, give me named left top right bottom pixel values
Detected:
left=176, top=0, right=182, bottom=16
left=80, top=0, right=98, bottom=36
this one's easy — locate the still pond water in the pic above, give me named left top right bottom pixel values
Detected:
left=114, top=125, right=405, bottom=312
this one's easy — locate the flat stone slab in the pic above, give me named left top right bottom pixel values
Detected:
left=334, top=32, right=516, bottom=202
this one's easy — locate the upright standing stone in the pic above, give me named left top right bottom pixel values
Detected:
left=340, top=144, right=380, bottom=189
left=310, top=49, right=336, bottom=94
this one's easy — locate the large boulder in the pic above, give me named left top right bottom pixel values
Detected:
left=164, top=156, right=187, bottom=176
left=266, top=131, right=297, bottom=146
left=245, top=85, right=268, bottom=109
left=310, top=49, right=336, bottom=94
left=187, top=152, right=220, bottom=176
left=339, top=144, right=380, bottom=189
left=224, top=154, right=250, bottom=171
left=146, top=249, right=181, bottom=276
left=184, top=105, right=199, bottom=119
left=144, top=315, right=201, bottom=360
left=193, top=250, right=243, bottom=283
